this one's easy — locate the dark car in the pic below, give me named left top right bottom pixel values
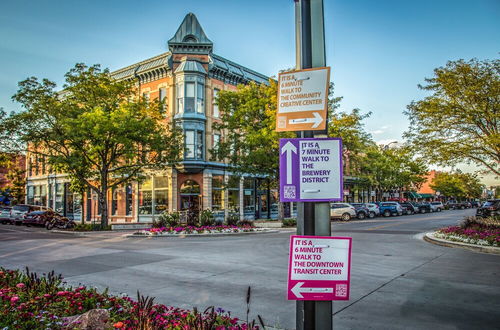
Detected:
left=350, top=203, right=370, bottom=219
left=23, top=210, right=62, bottom=227
left=9, top=204, right=50, bottom=225
left=400, top=202, right=418, bottom=215
left=476, top=200, right=499, bottom=218
left=416, top=202, right=432, bottom=213
left=470, top=201, right=480, bottom=208
left=0, top=207, right=12, bottom=224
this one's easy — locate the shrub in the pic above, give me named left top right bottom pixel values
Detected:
left=153, top=211, right=180, bottom=228
left=237, top=219, right=254, bottom=227
left=200, top=209, right=215, bottom=226
left=226, top=212, right=240, bottom=226
left=74, top=223, right=111, bottom=231
left=0, top=267, right=261, bottom=329
left=282, top=218, right=297, bottom=227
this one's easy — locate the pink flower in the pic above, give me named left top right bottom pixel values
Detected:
left=57, top=291, right=67, bottom=296
left=43, top=294, right=51, bottom=298
left=10, top=296, right=19, bottom=303
left=16, top=283, right=25, bottom=289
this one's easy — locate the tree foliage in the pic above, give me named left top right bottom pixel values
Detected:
left=430, top=171, right=484, bottom=199
left=405, top=58, right=499, bottom=176
left=7, top=64, right=182, bottom=227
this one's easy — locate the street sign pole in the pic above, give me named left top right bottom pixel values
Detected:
left=295, top=0, right=332, bottom=329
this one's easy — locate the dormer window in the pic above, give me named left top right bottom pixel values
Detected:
left=183, top=35, right=198, bottom=43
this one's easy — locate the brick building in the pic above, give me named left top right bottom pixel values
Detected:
left=25, top=13, right=283, bottom=223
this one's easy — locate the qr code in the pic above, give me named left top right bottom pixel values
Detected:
left=335, top=284, right=348, bottom=298
left=278, top=116, right=287, bottom=129
left=284, top=185, right=296, bottom=199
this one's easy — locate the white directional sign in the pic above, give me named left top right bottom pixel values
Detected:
left=279, top=138, right=343, bottom=202
left=276, top=67, right=330, bottom=132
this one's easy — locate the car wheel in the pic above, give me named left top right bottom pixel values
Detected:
left=437, top=208, right=441, bottom=212
left=357, top=212, right=366, bottom=220
left=383, top=210, right=391, bottom=217
left=461, top=206, right=465, bottom=209
left=369, top=211, right=375, bottom=218
left=341, top=213, right=351, bottom=221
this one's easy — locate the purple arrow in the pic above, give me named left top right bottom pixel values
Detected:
left=281, top=141, right=297, bottom=184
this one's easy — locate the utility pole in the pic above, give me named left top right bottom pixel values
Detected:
left=295, top=0, right=332, bottom=329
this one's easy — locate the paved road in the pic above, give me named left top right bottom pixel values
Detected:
left=1, top=209, right=499, bottom=329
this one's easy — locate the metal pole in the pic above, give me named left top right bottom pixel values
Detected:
left=295, top=0, right=332, bottom=329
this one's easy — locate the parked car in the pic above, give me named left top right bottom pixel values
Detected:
left=430, top=201, right=444, bottom=212
left=476, top=200, right=499, bottom=218
left=9, top=204, right=50, bottom=225
left=470, top=201, right=480, bottom=208
left=378, top=202, right=403, bottom=217
left=364, top=203, right=380, bottom=218
left=350, top=203, right=370, bottom=219
left=0, top=207, right=12, bottom=224
left=447, top=201, right=471, bottom=210
left=399, top=202, right=418, bottom=215
left=23, top=210, right=63, bottom=227
left=416, top=202, right=432, bottom=213
left=330, top=203, right=356, bottom=221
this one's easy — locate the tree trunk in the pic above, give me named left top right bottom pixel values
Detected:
left=99, top=171, right=109, bottom=229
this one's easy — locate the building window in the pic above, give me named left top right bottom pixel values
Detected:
left=139, top=178, right=153, bottom=215
left=243, top=178, right=255, bottom=219
left=153, top=176, right=168, bottom=215
left=159, top=87, right=167, bottom=114
left=185, top=82, right=195, bottom=113
left=177, top=83, right=184, bottom=114
left=184, top=130, right=204, bottom=160
left=213, top=88, right=219, bottom=117
left=197, top=83, right=204, bottom=113
left=212, top=175, right=224, bottom=212
left=55, top=183, right=64, bottom=214
left=213, top=133, right=220, bottom=148
left=126, top=184, right=133, bottom=216
left=142, top=92, right=150, bottom=102
left=112, top=188, right=118, bottom=215
left=177, top=80, right=205, bottom=114
left=228, top=176, right=240, bottom=213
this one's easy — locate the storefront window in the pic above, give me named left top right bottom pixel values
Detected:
left=243, top=178, right=255, bottom=219
left=139, top=178, right=153, bottom=215
left=55, top=183, right=64, bottom=214
left=153, top=176, right=168, bottom=215
left=270, top=189, right=278, bottom=219
left=27, top=186, right=34, bottom=205
left=126, top=184, right=133, bottom=216
left=212, top=175, right=224, bottom=211
left=228, top=176, right=240, bottom=213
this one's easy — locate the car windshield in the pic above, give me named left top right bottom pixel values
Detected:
left=431, top=202, right=441, bottom=205
left=381, top=203, right=394, bottom=206
left=483, top=201, right=498, bottom=207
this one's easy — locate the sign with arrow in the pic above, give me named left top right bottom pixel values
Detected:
left=276, top=67, right=330, bottom=132
left=287, top=235, right=352, bottom=301
left=279, top=138, right=342, bottom=202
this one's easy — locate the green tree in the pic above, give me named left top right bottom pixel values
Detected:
left=8, top=63, right=182, bottom=227
left=360, top=146, right=427, bottom=198
left=430, top=171, right=483, bottom=200
left=405, top=58, right=500, bottom=176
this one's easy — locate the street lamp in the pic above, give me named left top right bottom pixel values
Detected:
left=383, top=141, right=398, bottom=150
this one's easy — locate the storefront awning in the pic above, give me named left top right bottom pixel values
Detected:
left=407, top=192, right=421, bottom=198
left=419, top=193, right=434, bottom=198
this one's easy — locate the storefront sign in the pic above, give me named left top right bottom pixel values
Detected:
left=276, top=67, right=330, bottom=132
left=288, top=235, right=352, bottom=301
left=279, top=138, right=342, bottom=202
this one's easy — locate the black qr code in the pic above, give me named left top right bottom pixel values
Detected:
left=335, top=284, right=348, bottom=298
left=284, top=185, right=296, bottom=199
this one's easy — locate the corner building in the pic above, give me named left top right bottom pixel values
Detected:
left=25, top=13, right=286, bottom=223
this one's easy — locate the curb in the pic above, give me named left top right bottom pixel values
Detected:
left=125, top=229, right=280, bottom=238
left=51, top=230, right=123, bottom=237
left=424, top=232, right=500, bottom=255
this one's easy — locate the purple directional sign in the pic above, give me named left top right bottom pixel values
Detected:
left=280, top=138, right=343, bottom=202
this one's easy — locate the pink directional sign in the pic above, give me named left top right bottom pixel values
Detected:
left=279, top=138, right=343, bottom=202
left=287, top=235, right=352, bottom=301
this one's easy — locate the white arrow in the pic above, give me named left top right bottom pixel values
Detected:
left=281, top=141, right=297, bottom=184
left=291, top=282, right=333, bottom=298
left=288, top=112, right=323, bottom=128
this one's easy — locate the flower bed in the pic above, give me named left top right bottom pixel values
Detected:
left=0, top=267, right=260, bottom=329
left=435, top=217, right=500, bottom=247
left=134, top=225, right=264, bottom=236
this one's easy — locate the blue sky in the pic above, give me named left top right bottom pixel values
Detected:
left=0, top=0, right=498, bottom=182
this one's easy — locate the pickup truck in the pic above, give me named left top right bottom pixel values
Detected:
left=378, top=202, right=403, bottom=217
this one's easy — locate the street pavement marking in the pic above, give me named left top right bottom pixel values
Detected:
left=365, top=216, right=444, bottom=231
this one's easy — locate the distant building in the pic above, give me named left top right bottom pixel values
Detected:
left=25, top=13, right=284, bottom=223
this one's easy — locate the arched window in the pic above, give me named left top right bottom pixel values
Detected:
left=180, top=180, right=200, bottom=194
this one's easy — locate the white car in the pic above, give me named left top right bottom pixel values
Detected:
left=330, top=203, right=356, bottom=221
left=430, top=201, right=444, bottom=212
